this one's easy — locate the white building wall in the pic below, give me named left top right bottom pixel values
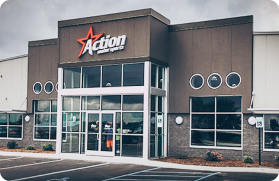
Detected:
left=0, top=55, right=28, bottom=111
left=253, top=33, right=279, bottom=109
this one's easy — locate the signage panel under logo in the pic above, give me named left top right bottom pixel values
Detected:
left=77, top=26, right=127, bottom=58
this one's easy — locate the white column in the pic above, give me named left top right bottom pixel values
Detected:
left=143, top=61, right=150, bottom=159
left=164, top=67, right=169, bottom=157
left=56, top=68, right=63, bottom=154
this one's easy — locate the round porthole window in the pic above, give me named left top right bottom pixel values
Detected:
left=33, top=82, right=42, bottom=94
left=226, top=72, right=241, bottom=88
left=190, top=74, right=204, bottom=89
left=207, top=73, right=222, bottom=89
left=44, top=81, right=54, bottom=94
left=55, top=83, right=58, bottom=92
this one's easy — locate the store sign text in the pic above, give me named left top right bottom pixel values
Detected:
left=77, top=26, right=127, bottom=58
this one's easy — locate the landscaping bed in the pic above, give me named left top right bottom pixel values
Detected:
left=0, top=147, right=55, bottom=154
left=158, top=157, right=279, bottom=169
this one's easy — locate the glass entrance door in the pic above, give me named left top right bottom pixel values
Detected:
left=86, top=112, right=114, bottom=156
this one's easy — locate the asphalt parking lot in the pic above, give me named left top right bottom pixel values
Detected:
left=0, top=156, right=278, bottom=181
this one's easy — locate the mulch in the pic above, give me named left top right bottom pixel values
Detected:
left=157, top=157, right=279, bottom=169
left=0, top=147, right=55, bottom=154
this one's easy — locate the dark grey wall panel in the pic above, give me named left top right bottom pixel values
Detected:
left=27, top=39, right=59, bottom=113
left=150, top=16, right=169, bottom=63
left=168, top=19, right=253, bottom=113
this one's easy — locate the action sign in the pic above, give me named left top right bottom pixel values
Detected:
left=157, top=115, right=163, bottom=127
left=256, top=117, right=264, bottom=128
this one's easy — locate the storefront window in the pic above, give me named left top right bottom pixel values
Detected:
left=191, top=96, right=242, bottom=148
left=123, top=95, right=143, bottom=111
left=123, top=63, right=144, bottom=86
left=151, top=64, right=165, bottom=89
left=264, top=115, right=279, bottom=149
left=122, top=112, right=143, bottom=134
left=82, top=66, right=100, bottom=88
left=63, top=68, right=81, bottom=89
left=0, top=114, right=22, bottom=139
left=101, top=95, right=121, bottom=110
left=82, top=96, right=100, bottom=110
left=34, top=100, right=57, bottom=140
left=102, top=65, right=122, bottom=87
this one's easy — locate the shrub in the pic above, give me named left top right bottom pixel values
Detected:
left=175, top=153, right=188, bottom=159
left=42, top=143, right=53, bottom=151
left=243, top=156, right=253, bottom=163
left=7, top=141, right=18, bottom=149
left=205, top=150, right=222, bottom=161
left=25, top=145, right=35, bottom=150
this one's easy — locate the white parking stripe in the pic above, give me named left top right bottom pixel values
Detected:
left=0, top=159, right=62, bottom=170
left=0, top=157, right=23, bottom=161
left=148, top=171, right=209, bottom=174
left=195, top=172, right=221, bottom=181
left=113, top=180, right=191, bottom=181
left=102, top=167, right=160, bottom=181
left=10, top=162, right=110, bottom=181
left=131, top=174, right=202, bottom=177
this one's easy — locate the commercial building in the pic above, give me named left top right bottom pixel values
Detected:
left=0, top=8, right=278, bottom=161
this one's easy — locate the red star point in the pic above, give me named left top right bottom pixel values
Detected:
left=77, top=26, right=104, bottom=58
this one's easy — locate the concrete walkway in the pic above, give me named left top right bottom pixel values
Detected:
left=0, top=151, right=278, bottom=174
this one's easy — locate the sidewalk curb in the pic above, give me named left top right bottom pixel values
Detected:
left=0, top=151, right=279, bottom=174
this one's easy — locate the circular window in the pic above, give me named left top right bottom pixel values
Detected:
left=190, top=74, right=204, bottom=89
left=33, top=82, right=42, bottom=94
left=55, top=82, right=58, bottom=92
left=226, top=72, right=241, bottom=88
left=207, top=73, right=222, bottom=89
left=44, top=81, right=54, bottom=94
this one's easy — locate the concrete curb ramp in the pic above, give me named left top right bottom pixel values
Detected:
left=0, top=151, right=278, bottom=174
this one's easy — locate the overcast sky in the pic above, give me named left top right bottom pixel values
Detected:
left=0, top=0, right=279, bottom=59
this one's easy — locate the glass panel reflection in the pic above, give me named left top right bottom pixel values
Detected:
left=122, top=135, right=143, bottom=157
left=115, top=135, right=121, bottom=156
left=9, top=114, right=22, bottom=125
left=51, top=114, right=57, bottom=126
left=265, top=132, right=279, bottom=149
left=80, top=134, right=85, bottom=154
left=8, top=127, right=22, bottom=138
left=62, top=113, right=80, bottom=132
left=151, top=64, right=156, bottom=87
left=82, top=66, right=100, bottom=88
left=122, top=113, right=143, bottom=134
left=101, top=95, right=121, bottom=110
left=62, top=133, right=79, bottom=153
left=191, top=130, right=214, bottom=146
left=0, top=127, right=7, bottom=137
left=217, top=96, right=241, bottom=112
left=216, top=131, right=241, bottom=147
left=123, top=95, right=143, bottom=111
left=192, top=114, right=215, bottom=129
left=102, top=65, right=122, bottom=87
left=101, top=114, right=113, bottom=152
left=265, top=115, right=279, bottom=131
left=87, top=134, right=98, bottom=151
left=0, top=114, right=7, bottom=125
left=158, top=66, right=164, bottom=89
left=88, top=114, right=99, bottom=133
left=208, top=73, right=222, bottom=88
left=123, top=63, right=144, bottom=86
left=150, top=135, right=155, bottom=158
left=34, top=127, right=49, bottom=139
left=50, top=127, right=56, bottom=139
left=150, top=113, right=156, bottom=134
left=192, top=97, right=215, bottom=112
left=52, top=100, right=57, bottom=112
left=35, top=114, right=50, bottom=126
left=82, top=96, right=100, bottom=110
left=63, top=96, right=80, bottom=111
left=217, top=114, right=241, bottom=130
left=63, top=68, right=81, bottom=89
left=35, top=100, right=50, bottom=112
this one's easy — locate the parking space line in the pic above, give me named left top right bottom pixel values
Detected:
left=112, top=180, right=190, bottom=181
left=130, top=174, right=203, bottom=177
left=0, top=156, right=23, bottom=161
left=0, top=159, right=62, bottom=170
left=10, top=162, right=110, bottom=181
left=102, top=167, right=160, bottom=181
left=147, top=171, right=210, bottom=174
left=195, top=172, right=221, bottom=181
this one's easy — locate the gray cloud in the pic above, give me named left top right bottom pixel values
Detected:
left=0, top=0, right=278, bottom=59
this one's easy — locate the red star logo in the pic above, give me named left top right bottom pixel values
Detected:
left=77, top=26, right=104, bottom=58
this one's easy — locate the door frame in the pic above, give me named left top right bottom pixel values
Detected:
left=85, top=111, right=115, bottom=156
